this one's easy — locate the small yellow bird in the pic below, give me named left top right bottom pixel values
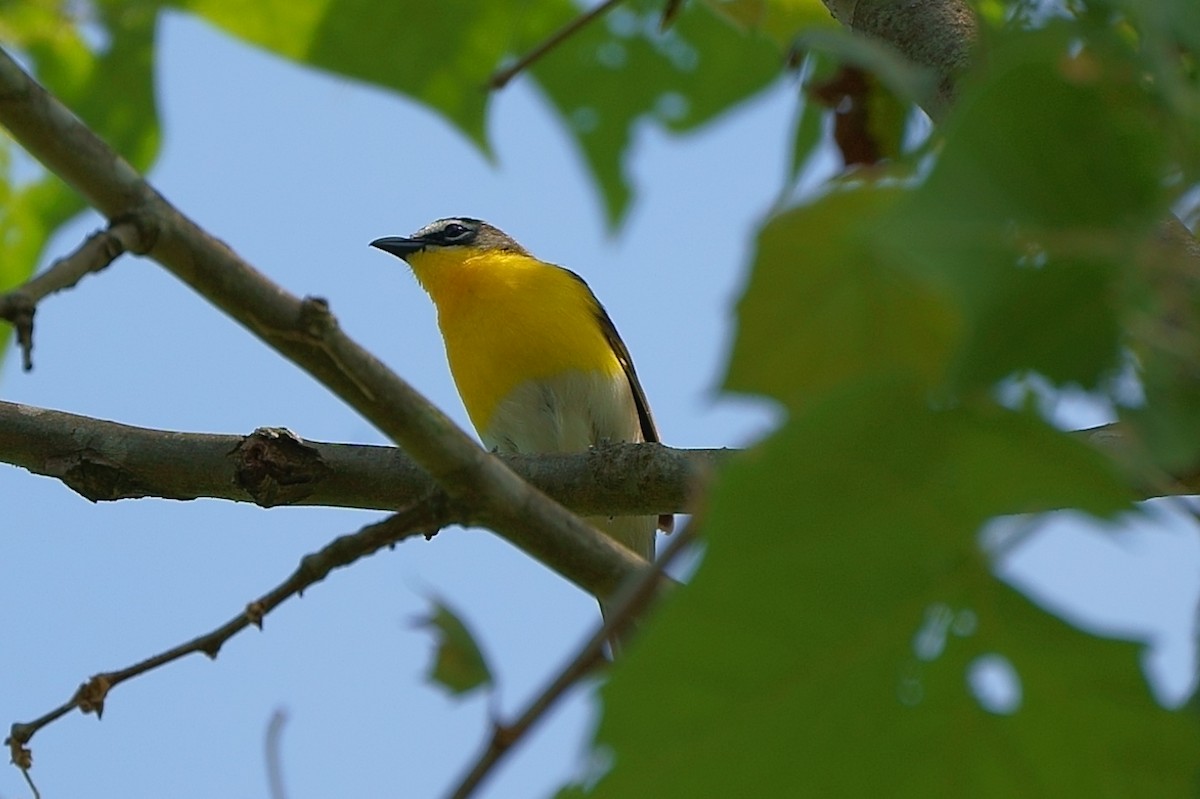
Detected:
left=371, top=217, right=672, bottom=640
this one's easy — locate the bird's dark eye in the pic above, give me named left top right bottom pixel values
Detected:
left=442, top=222, right=469, bottom=241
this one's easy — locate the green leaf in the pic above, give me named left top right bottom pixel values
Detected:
left=794, top=26, right=938, bottom=112
left=585, top=382, right=1185, bottom=798
left=1124, top=223, right=1200, bottom=470
left=531, top=0, right=783, bottom=223
left=956, top=252, right=1124, bottom=389
left=865, top=23, right=1166, bottom=394
left=923, top=25, right=1165, bottom=231
left=169, top=0, right=783, bottom=224
left=705, top=0, right=835, bottom=49
left=725, top=188, right=961, bottom=409
left=782, top=62, right=825, bottom=186
left=1095, top=0, right=1200, bottom=138
left=416, top=598, right=493, bottom=696
left=169, top=0, right=577, bottom=149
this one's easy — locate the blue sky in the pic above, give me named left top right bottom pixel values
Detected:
left=1, top=9, right=1196, bottom=798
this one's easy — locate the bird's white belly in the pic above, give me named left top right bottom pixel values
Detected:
left=480, top=369, right=641, bottom=454
left=479, top=369, right=655, bottom=561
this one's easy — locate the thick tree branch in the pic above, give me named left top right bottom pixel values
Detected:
left=0, top=47, right=655, bottom=604
left=6, top=507, right=441, bottom=759
left=2, top=399, right=1194, bottom=520
left=0, top=400, right=723, bottom=516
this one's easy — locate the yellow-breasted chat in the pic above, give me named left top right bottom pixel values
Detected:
left=371, top=217, right=672, bottom=644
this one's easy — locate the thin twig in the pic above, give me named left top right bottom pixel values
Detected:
left=489, top=0, right=626, bottom=90
left=4, top=508, right=443, bottom=759
left=446, top=522, right=697, bottom=799
left=265, top=709, right=290, bottom=799
left=0, top=222, right=142, bottom=371
left=9, top=730, right=41, bottom=799
left=20, top=765, right=41, bottom=799
left=659, top=0, right=686, bottom=32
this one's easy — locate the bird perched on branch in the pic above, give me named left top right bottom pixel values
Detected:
left=370, top=217, right=672, bottom=650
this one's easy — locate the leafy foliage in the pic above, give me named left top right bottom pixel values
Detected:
left=158, top=0, right=781, bottom=222
left=708, top=0, right=833, bottom=48
left=585, top=1, right=1200, bottom=795
left=531, top=0, right=782, bottom=221
left=590, top=395, right=1187, bottom=796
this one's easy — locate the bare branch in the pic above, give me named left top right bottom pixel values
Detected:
left=0, top=47, right=655, bottom=605
left=5, top=507, right=442, bottom=757
left=4, top=399, right=1189, bottom=507
left=0, top=222, right=141, bottom=371
left=447, top=521, right=698, bottom=799
left=0, top=400, right=723, bottom=515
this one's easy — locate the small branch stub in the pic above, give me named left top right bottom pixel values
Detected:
left=8, top=736, right=31, bottom=769
left=246, top=600, right=267, bottom=630
left=232, top=428, right=331, bottom=507
left=73, top=675, right=112, bottom=719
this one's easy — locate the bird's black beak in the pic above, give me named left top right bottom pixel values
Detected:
left=370, top=235, right=426, bottom=260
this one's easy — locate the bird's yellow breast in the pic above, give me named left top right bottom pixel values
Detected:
left=407, top=248, right=623, bottom=433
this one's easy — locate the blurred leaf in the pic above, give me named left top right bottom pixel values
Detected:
left=732, top=18, right=1170, bottom=415
left=1122, top=220, right=1200, bottom=472
left=606, top=12, right=1197, bottom=794
left=172, top=0, right=784, bottom=224
left=1095, top=0, right=1200, bottom=142
left=923, top=25, right=1165, bottom=230
left=867, top=24, right=1166, bottom=394
left=1127, top=366, right=1200, bottom=473
left=807, top=64, right=907, bottom=166
left=1055, top=1, right=1200, bottom=473
left=706, top=0, right=834, bottom=48
left=792, top=27, right=934, bottom=169
left=783, top=61, right=826, bottom=186
left=796, top=26, right=938, bottom=113
left=170, top=0, right=572, bottom=148
left=531, top=0, right=782, bottom=222
left=5, top=0, right=788, bottom=264
left=585, top=383, right=1182, bottom=797
left=726, top=187, right=960, bottom=409
left=959, top=252, right=1124, bottom=389
left=416, top=598, right=493, bottom=696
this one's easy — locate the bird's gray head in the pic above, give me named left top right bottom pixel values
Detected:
left=370, top=217, right=529, bottom=260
